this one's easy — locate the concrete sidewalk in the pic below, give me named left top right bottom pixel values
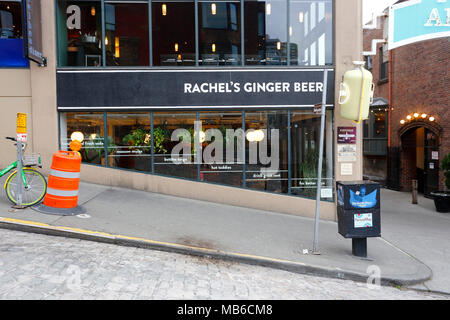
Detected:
left=0, top=179, right=437, bottom=290
left=380, top=188, right=450, bottom=294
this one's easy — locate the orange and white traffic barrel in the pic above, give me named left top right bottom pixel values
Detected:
left=43, top=151, right=81, bottom=209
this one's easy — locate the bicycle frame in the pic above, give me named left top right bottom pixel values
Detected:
left=0, top=161, right=28, bottom=189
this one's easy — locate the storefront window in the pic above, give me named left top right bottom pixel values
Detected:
left=153, top=112, right=198, bottom=180
left=199, top=111, right=244, bottom=187
left=0, top=0, right=28, bottom=67
left=56, top=0, right=103, bottom=67
left=244, top=0, right=287, bottom=65
left=289, top=0, right=332, bottom=66
left=56, top=0, right=334, bottom=68
left=198, top=1, right=241, bottom=66
left=106, top=112, right=151, bottom=172
left=105, top=2, right=150, bottom=66
left=60, top=109, right=335, bottom=200
left=0, top=0, right=22, bottom=38
left=290, top=110, right=333, bottom=200
left=152, top=1, right=196, bottom=66
left=61, top=112, right=106, bottom=165
left=244, top=110, right=289, bottom=193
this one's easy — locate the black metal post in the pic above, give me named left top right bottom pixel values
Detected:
left=352, top=238, right=368, bottom=258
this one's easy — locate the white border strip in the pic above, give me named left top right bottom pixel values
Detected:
left=58, top=104, right=334, bottom=110
left=57, top=68, right=333, bottom=74
left=388, top=0, right=450, bottom=50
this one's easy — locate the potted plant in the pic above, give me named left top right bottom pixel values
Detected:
left=122, top=128, right=170, bottom=171
left=431, top=153, right=450, bottom=213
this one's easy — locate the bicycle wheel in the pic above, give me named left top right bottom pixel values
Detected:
left=6, top=168, right=47, bottom=207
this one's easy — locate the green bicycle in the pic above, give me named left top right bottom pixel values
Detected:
left=1, top=137, right=47, bottom=207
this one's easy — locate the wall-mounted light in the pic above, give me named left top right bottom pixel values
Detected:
left=211, top=3, right=216, bottom=15
left=299, top=11, right=304, bottom=23
left=276, top=41, right=281, bottom=50
left=211, top=43, right=216, bottom=53
left=402, top=112, right=436, bottom=124
left=266, top=3, right=271, bottom=15
left=91, top=6, right=96, bottom=16
left=174, top=43, right=179, bottom=52
left=162, top=3, right=167, bottom=16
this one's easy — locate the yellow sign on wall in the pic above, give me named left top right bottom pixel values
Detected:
left=16, top=113, right=27, bottom=142
left=17, top=113, right=27, bottom=134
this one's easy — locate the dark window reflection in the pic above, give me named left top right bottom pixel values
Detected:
left=245, top=111, right=288, bottom=193
left=107, top=112, right=152, bottom=172
left=0, top=1, right=22, bottom=38
left=105, top=3, right=149, bottom=66
left=152, top=1, right=196, bottom=66
left=244, top=0, right=287, bottom=65
left=199, top=1, right=241, bottom=66
left=62, top=112, right=106, bottom=165
left=199, top=111, right=244, bottom=187
left=56, top=0, right=103, bottom=67
left=290, top=110, right=333, bottom=200
left=153, top=112, right=198, bottom=180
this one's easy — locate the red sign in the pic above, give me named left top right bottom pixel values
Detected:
left=337, top=127, right=357, bottom=144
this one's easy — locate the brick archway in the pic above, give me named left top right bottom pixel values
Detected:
left=398, top=121, right=442, bottom=194
left=399, top=120, right=442, bottom=141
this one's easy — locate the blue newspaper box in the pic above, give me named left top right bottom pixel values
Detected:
left=336, top=181, right=381, bottom=258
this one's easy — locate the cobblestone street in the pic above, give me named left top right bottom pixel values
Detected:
left=0, top=229, right=447, bottom=300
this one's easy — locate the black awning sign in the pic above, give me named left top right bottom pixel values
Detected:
left=23, top=0, right=46, bottom=66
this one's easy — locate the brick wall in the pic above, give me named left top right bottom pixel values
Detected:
left=391, top=37, right=450, bottom=191
left=363, top=18, right=449, bottom=191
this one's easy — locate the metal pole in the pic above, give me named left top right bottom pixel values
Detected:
left=312, top=69, right=329, bottom=254
left=15, top=140, right=23, bottom=208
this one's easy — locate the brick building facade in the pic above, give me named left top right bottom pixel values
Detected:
left=363, top=8, right=449, bottom=195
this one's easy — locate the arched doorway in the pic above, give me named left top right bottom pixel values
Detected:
left=401, top=126, right=440, bottom=197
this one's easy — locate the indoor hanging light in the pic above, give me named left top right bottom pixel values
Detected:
left=115, top=37, right=120, bottom=58
left=174, top=43, right=179, bottom=52
left=246, top=130, right=265, bottom=143
left=211, top=3, right=217, bottom=15
left=71, top=131, right=84, bottom=143
left=91, top=6, right=96, bottom=16
left=105, top=36, right=109, bottom=46
left=162, top=3, right=167, bottom=16
left=276, top=41, right=281, bottom=50
left=211, top=43, right=216, bottom=53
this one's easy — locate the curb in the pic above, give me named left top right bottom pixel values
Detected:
left=0, top=217, right=432, bottom=288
